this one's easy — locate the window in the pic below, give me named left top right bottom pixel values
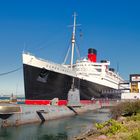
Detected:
left=96, top=69, right=101, bottom=72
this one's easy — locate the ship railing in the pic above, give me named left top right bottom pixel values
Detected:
left=76, top=70, right=101, bottom=75
left=81, top=73, right=101, bottom=76
left=75, top=62, right=109, bottom=67
left=119, top=81, right=129, bottom=85
left=76, top=59, right=110, bottom=65
left=105, top=75, right=120, bottom=83
left=106, top=70, right=123, bottom=81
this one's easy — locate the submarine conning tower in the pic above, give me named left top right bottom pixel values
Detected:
left=88, top=48, right=97, bottom=62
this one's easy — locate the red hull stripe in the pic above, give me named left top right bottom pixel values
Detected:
left=80, top=100, right=95, bottom=104
left=25, top=100, right=95, bottom=105
left=25, top=100, right=67, bottom=105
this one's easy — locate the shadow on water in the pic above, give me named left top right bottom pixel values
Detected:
left=38, top=133, right=68, bottom=140
left=0, top=107, right=111, bottom=140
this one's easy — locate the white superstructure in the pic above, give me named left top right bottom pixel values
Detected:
left=74, top=59, right=123, bottom=89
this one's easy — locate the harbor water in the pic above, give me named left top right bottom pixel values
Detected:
left=0, top=107, right=111, bottom=140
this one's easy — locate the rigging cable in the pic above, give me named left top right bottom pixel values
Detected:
left=75, top=38, right=81, bottom=59
left=0, top=67, right=22, bottom=76
left=62, top=39, right=71, bottom=64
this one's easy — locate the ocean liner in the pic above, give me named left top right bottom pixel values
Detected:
left=22, top=13, right=124, bottom=105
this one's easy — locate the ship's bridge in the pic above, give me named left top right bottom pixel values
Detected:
left=74, top=59, right=110, bottom=76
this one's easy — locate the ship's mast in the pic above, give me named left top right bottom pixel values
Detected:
left=70, top=12, right=76, bottom=69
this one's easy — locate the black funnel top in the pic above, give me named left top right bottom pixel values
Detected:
left=88, top=48, right=97, bottom=54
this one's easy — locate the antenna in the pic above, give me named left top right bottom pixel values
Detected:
left=117, top=62, right=119, bottom=74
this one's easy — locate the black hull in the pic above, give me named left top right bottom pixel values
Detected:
left=23, top=64, right=120, bottom=101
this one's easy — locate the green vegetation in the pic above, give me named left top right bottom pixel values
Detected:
left=93, top=100, right=140, bottom=140
left=95, top=119, right=126, bottom=136
left=128, top=129, right=140, bottom=140
left=127, top=113, right=140, bottom=121
left=111, top=100, right=140, bottom=119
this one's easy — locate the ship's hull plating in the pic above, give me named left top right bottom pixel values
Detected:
left=23, top=64, right=120, bottom=104
left=23, top=64, right=72, bottom=100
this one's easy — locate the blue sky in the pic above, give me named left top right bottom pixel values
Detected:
left=0, top=0, right=140, bottom=95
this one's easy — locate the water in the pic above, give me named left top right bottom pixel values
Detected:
left=0, top=108, right=111, bottom=140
